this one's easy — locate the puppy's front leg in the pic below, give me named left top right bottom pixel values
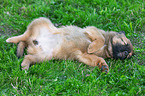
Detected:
left=77, top=53, right=109, bottom=73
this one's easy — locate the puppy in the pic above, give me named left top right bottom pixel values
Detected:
left=6, top=17, right=133, bottom=73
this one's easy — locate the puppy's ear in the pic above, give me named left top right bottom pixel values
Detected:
left=84, top=26, right=105, bottom=53
left=88, top=38, right=105, bottom=53
left=119, top=31, right=125, bottom=35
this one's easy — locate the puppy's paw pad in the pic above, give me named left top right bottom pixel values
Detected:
left=101, top=65, right=109, bottom=73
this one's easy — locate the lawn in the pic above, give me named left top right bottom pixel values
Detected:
left=0, top=0, right=145, bottom=95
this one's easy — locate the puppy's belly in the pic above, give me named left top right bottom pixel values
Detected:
left=36, top=29, right=62, bottom=57
left=33, top=26, right=91, bottom=60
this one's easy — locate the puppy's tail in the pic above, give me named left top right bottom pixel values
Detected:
left=6, top=17, right=56, bottom=44
left=17, top=41, right=27, bottom=58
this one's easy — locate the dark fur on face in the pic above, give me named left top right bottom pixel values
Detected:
left=112, top=43, right=131, bottom=60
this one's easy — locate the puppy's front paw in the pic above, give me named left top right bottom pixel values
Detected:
left=97, top=59, right=109, bottom=73
left=101, top=65, right=109, bottom=73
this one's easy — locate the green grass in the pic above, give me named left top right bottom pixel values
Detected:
left=0, top=0, right=145, bottom=95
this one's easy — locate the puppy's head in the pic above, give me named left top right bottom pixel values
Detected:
left=111, top=31, right=133, bottom=60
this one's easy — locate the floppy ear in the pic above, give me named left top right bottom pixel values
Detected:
left=88, top=37, right=105, bottom=53
left=84, top=26, right=105, bottom=53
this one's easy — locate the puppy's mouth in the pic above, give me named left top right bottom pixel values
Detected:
left=112, top=43, right=132, bottom=60
left=115, top=51, right=129, bottom=59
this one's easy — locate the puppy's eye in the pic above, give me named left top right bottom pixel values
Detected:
left=126, top=44, right=129, bottom=46
left=120, top=38, right=125, bottom=43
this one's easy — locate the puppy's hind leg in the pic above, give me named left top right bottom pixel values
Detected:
left=6, top=30, right=30, bottom=44
left=21, top=54, right=51, bottom=70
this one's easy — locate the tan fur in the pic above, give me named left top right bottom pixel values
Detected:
left=17, top=41, right=27, bottom=58
left=6, top=17, right=133, bottom=73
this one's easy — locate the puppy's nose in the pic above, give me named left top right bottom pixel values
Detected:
left=124, top=51, right=128, bottom=56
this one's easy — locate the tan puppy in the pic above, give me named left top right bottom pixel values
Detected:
left=6, top=17, right=133, bottom=73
